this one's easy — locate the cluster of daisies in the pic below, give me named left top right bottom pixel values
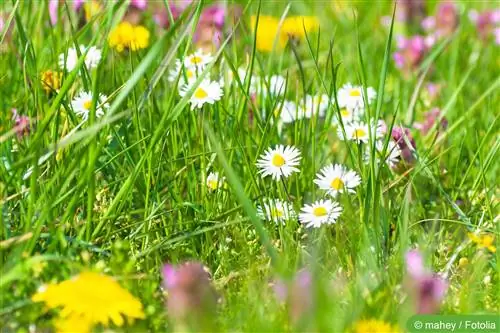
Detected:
left=254, top=145, right=361, bottom=228
left=169, top=50, right=224, bottom=110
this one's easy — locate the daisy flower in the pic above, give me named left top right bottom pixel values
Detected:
left=332, top=106, right=362, bottom=126
left=364, top=140, right=401, bottom=167
left=253, top=75, right=286, bottom=97
left=256, top=145, right=301, bottom=180
left=314, top=164, right=361, bottom=196
left=338, top=121, right=383, bottom=144
left=184, top=50, right=213, bottom=69
left=71, top=91, right=109, bottom=121
left=168, top=59, right=199, bottom=84
left=297, top=94, right=329, bottom=119
left=257, top=199, right=296, bottom=224
left=337, top=83, right=376, bottom=110
left=179, top=79, right=223, bottom=110
left=58, top=45, right=102, bottom=72
left=338, top=121, right=370, bottom=143
left=206, top=172, right=225, bottom=191
left=299, top=199, right=342, bottom=228
left=274, top=100, right=298, bottom=124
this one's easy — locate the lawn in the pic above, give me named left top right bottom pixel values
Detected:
left=0, top=0, right=498, bottom=332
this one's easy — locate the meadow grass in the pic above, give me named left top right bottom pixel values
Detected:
left=0, top=0, right=498, bottom=332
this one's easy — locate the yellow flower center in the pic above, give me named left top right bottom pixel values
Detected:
left=354, top=128, right=366, bottom=139
left=313, top=206, right=328, bottom=217
left=340, top=108, right=350, bottom=117
left=190, top=56, right=203, bottom=64
left=330, top=177, right=344, bottom=190
left=83, top=100, right=92, bottom=110
left=207, top=179, right=218, bottom=190
left=194, top=87, right=208, bottom=99
left=186, top=70, right=194, bottom=79
left=349, top=89, right=361, bottom=97
left=270, top=208, right=284, bottom=219
left=271, top=154, right=286, bottom=167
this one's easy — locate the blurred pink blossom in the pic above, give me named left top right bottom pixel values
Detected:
left=11, top=109, right=31, bottom=138
left=435, top=1, right=459, bottom=37
left=273, top=269, right=313, bottom=323
left=405, top=250, right=448, bottom=314
left=391, top=126, right=416, bottom=165
left=414, top=107, right=448, bottom=135
left=393, top=35, right=430, bottom=74
left=469, top=9, right=500, bottom=44
left=161, top=261, right=217, bottom=324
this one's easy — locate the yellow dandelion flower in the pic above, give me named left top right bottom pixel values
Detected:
left=468, top=233, right=496, bottom=253
left=108, top=22, right=150, bottom=53
left=55, top=315, right=93, bottom=333
left=353, top=319, right=400, bottom=333
left=32, top=272, right=145, bottom=331
left=41, top=70, right=62, bottom=94
left=250, top=15, right=319, bottom=52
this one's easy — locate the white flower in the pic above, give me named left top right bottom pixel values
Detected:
left=257, top=199, right=296, bottom=224
left=58, top=45, right=102, bottom=72
left=274, top=100, right=298, bottom=124
left=338, top=121, right=383, bottom=143
left=71, top=91, right=109, bottom=121
left=256, top=145, right=301, bottom=180
left=337, top=83, right=376, bottom=110
left=168, top=59, right=199, bottom=84
left=183, top=50, right=213, bottom=69
left=252, top=75, right=286, bottom=97
left=314, top=164, right=361, bottom=196
left=297, top=94, right=330, bottom=119
left=179, top=79, right=223, bottom=110
left=299, top=199, right=342, bottom=228
left=364, top=140, right=401, bottom=167
left=332, top=106, right=362, bottom=125
left=206, top=172, right=225, bottom=191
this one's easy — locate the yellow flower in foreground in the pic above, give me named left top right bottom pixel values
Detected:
left=41, top=70, right=62, bottom=94
left=353, top=319, right=400, bottom=333
left=468, top=233, right=496, bottom=253
left=250, top=15, right=319, bottom=52
left=109, top=22, right=150, bottom=52
left=32, top=272, right=145, bottom=331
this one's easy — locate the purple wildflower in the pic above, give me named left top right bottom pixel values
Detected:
left=414, top=107, right=448, bottom=135
left=161, top=261, right=218, bottom=324
left=11, top=109, right=31, bottom=138
left=393, top=35, right=430, bottom=75
left=395, top=0, right=427, bottom=26
left=391, top=126, right=416, bottom=165
left=435, top=1, right=459, bottom=37
left=469, top=9, right=500, bottom=44
left=405, top=250, right=448, bottom=314
left=273, top=269, right=313, bottom=323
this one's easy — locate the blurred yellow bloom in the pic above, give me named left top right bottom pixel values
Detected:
left=468, top=233, right=496, bottom=253
left=83, top=0, right=102, bottom=22
left=250, top=15, right=319, bottom=52
left=55, top=315, right=93, bottom=333
left=109, top=22, right=150, bottom=52
left=41, top=70, right=62, bottom=94
left=353, top=319, right=400, bottom=333
left=32, top=272, right=145, bottom=331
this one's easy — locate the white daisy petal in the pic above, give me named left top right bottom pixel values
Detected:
left=337, top=83, right=376, bottom=111
left=206, top=172, right=225, bottom=191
